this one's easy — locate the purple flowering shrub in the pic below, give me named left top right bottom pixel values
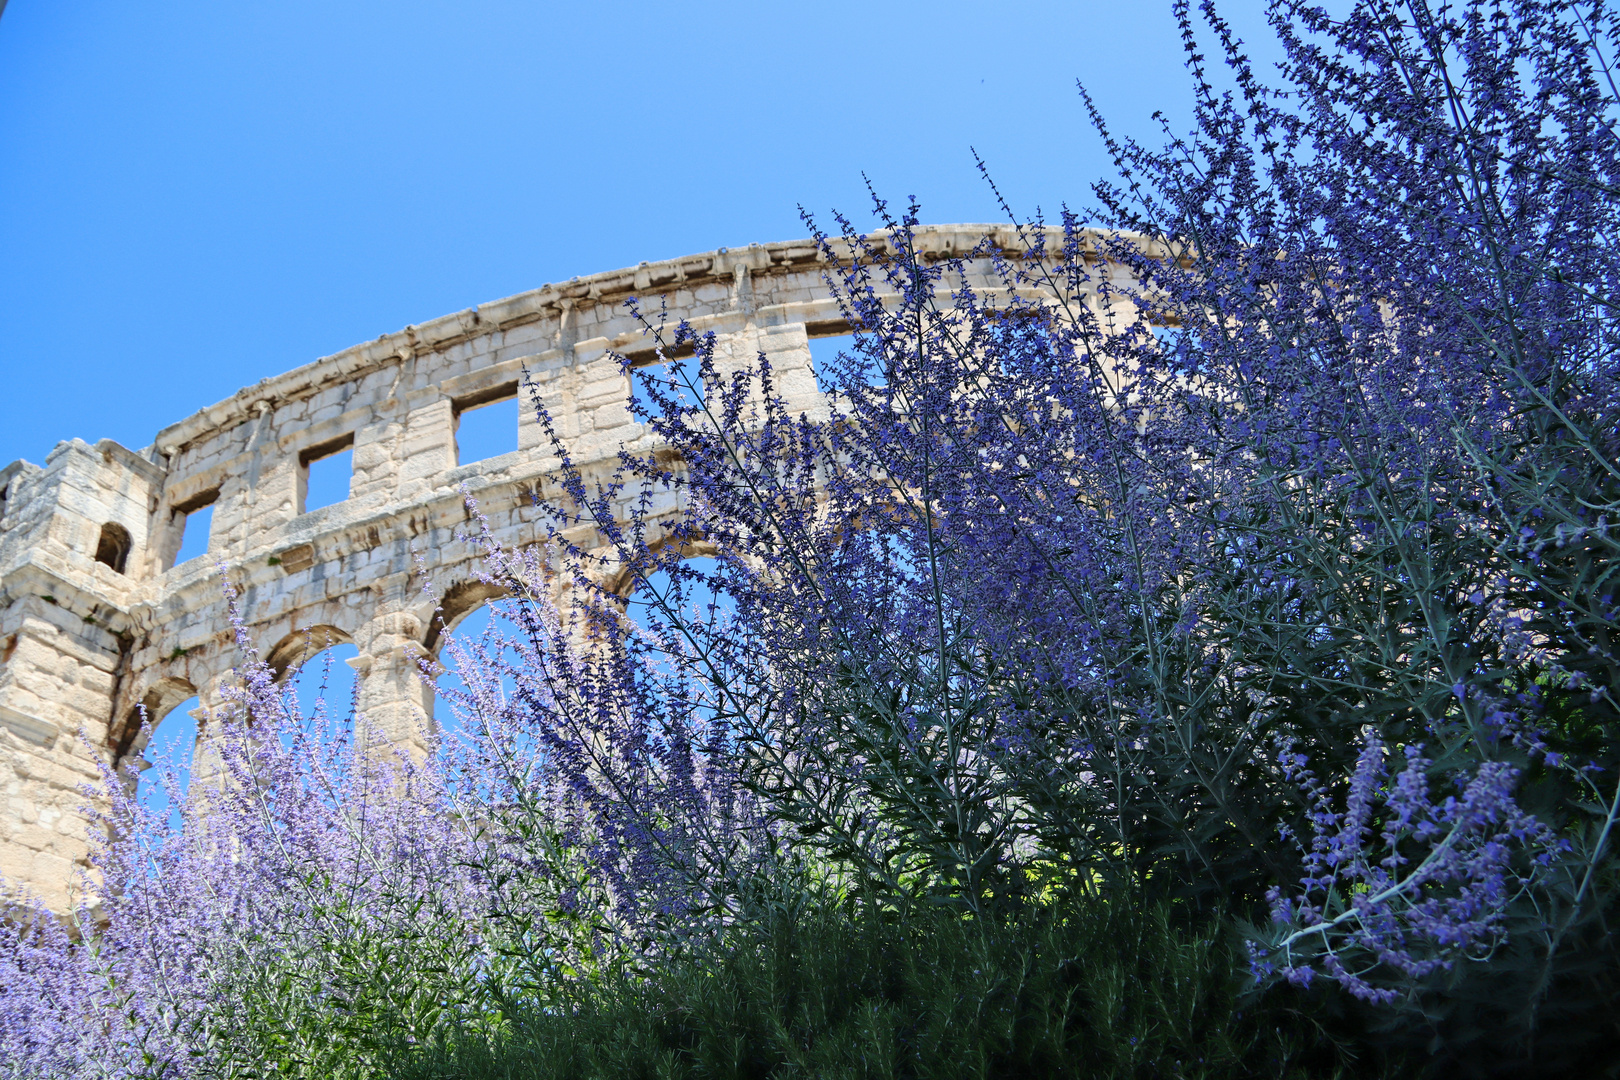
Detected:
left=516, top=0, right=1619, bottom=1055
left=1257, top=732, right=1562, bottom=1003
left=1080, top=0, right=1620, bottom=1037
left=424, top=519, right=777, bottom=946
left=0, top=522, right=758, bottom=1076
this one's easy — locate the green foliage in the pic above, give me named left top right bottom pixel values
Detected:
left=390, top=893, right=1397, bottom=1080
left=195, top=874, right=504, bottom=1080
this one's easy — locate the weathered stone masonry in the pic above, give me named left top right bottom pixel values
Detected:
left=0, top=224, right=1102, bottom=911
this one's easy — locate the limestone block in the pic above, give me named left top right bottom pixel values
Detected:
left=351, top=420, right=402, bottom=501
left=4, top=745, right=95, bottom=789
left=310, top=385, right=349, bottom=413
left=29, top=851, right=77, bottom=895
left=0, top=843, right=35, bottom=886
left=0, top=705, right=58, bottom=748
left=12, top=823, right=71, bottom=857
left=249, top=457, right=301, bottom=532
left=397, top=400, right=454, bottom=490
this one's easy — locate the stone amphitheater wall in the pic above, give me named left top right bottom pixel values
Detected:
left=0, top=224, right=1093, bottom=910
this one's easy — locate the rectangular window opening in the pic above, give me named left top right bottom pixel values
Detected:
left=300, top=435, right=355, bottom=514
left=625, top=341, right=703, bottom=422
left=806, top=326, right=876, bottom=392
left=171, top=492, right=218, bottom=569
left=454, top=383, right=520, bottom=465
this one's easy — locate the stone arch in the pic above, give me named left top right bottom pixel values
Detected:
left=110, top=675, right=199, bottom=765
left=424, top=580, right=511, bottom=656
left=610, top=538, right=733, bottom=649
left=94, top=521, right=133, bottom=574
left=265, top=625, right=354, bottom=682
left=423, top=579, right=527, bottom=744
left=607, top=535, right=722, bottom=599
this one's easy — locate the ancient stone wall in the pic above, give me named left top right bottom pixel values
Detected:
left=0, top=224, right=1095, bottom=910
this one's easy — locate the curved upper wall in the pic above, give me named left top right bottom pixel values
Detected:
left=149, top=224, right=1052, bottom=460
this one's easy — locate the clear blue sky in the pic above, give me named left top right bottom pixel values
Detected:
left=0, top=0, right=1280, bottom=469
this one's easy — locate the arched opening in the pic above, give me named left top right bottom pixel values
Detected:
left=261, top=627, right=364, bottom=768
left=119, top=677, right=200, bottom=835
left=609, top=536, right=728, bottom=630
left=618, top=551, right=738, bottom=737
left=114, top=676, right=199, bottom=763
left=624, top=554, right=728, bottom=634
left=94, top=522, right=133, bottom=574
left=424, top=581, right=510, bottom=656
left=283, top=641, right=361, bottom=723
left=265, top=625, right=354, bottom=682
left=620, top=545, right=732, bottom=680
left=265, top=626, right=361, bottom=739
left=429, top=582, right=513, bottom=740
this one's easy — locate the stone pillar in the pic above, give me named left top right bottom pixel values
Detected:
left=395, top=399, right=455, bottom=503
left=571, top=337, right=634, bottom=461
left=700, top=322, right=828, bottom=424
left=349, top=357, right=411, bottom=508
left=518, top=349, right=571, bottom=459
left=185, top=670, right=241, bottom=794
left=0, top=597, right=118, bottom=910
left=755, top=321, right=827, bottom=421
left=350, top=610, right=434, bottom=761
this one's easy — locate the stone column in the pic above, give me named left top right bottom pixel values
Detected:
left=394, top=399, right=455, bottom=503
left=703, top=322, right=828, bottom=424
left=570, top=337, right=633, bottom=462
left=185, top=670, right=241, bottom=795
left=350, top=610, right=434, bottom=762
left=755, top=321, right=827, bottom=421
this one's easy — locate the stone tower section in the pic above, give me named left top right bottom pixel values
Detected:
left=0, top=225, right=1092, bottom=911
left=0, top=440, right=165, bottom=905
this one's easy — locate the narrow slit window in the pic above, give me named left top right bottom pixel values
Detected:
left=301, top=436, right=354, bottom=514
left=454, top=385, right=519, bottom=465
left=172, top=496, right=216, bottom=568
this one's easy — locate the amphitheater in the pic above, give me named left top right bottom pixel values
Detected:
left=0, top=224, right=1094, bottom=910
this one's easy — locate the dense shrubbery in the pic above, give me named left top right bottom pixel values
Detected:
left=3, top=0, right=1619, bottom=1076
left=396, top=896, right=1398, bottom=1080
